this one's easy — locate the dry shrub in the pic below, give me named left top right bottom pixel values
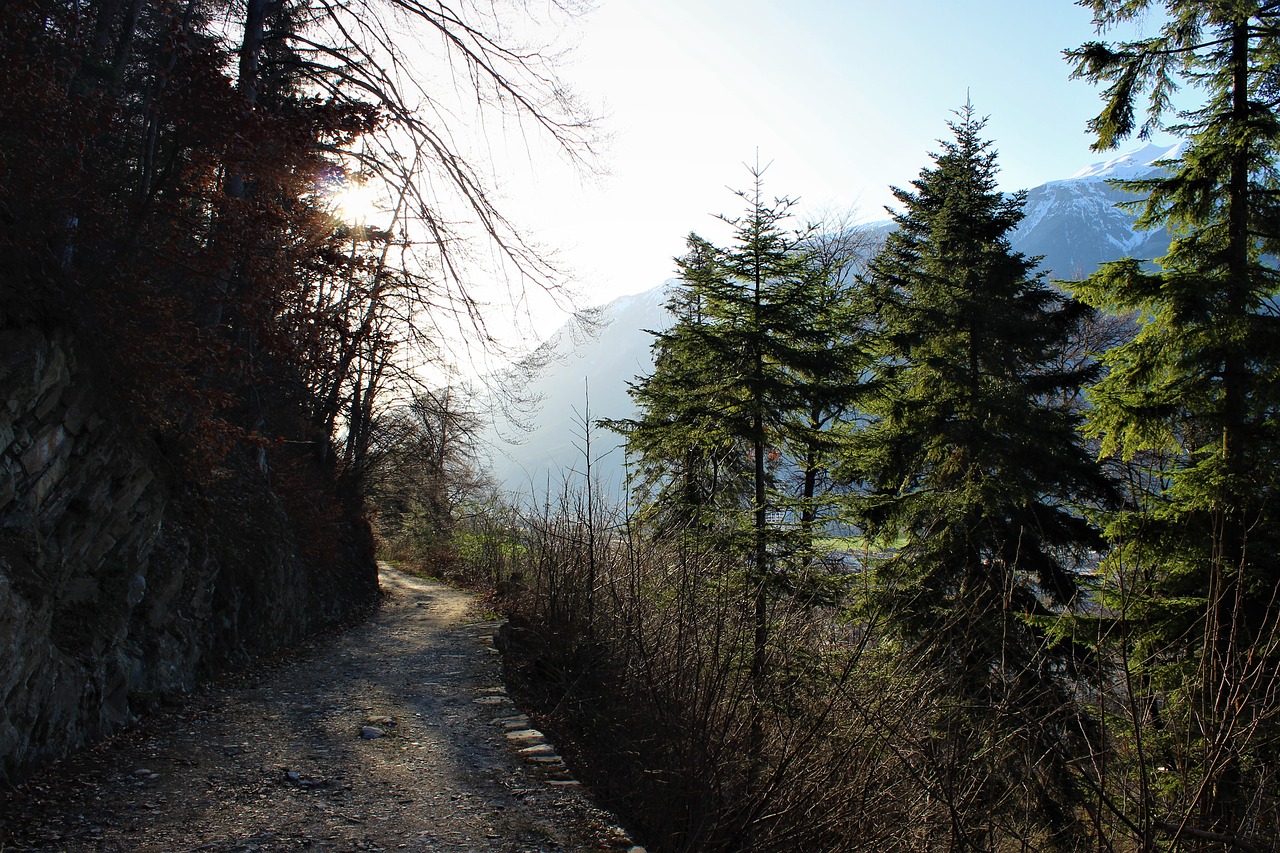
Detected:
left=482, top=486, right=1015, bottom=852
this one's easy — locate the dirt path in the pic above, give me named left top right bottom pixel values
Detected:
left=0, top=565, right=639, bottom=852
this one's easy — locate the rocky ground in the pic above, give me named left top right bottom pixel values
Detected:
left=0, top=565, right=641, bottom=852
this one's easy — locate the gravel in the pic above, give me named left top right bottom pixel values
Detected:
left=0, top=565, right=640, bottom=852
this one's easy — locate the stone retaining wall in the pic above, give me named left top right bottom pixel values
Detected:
left=0, top=328, right=377, bottom=783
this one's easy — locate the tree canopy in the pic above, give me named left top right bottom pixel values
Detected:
left=848, top=105, right=1115, bottom=845
left=1068, top=0, right=1280, bottom=839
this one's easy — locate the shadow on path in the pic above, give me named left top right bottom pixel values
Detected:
left=0, top=564, right=639, bottom=852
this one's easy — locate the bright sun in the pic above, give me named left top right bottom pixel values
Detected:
left=331, top=180, right=380, bottom=225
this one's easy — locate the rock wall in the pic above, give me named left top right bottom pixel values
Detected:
left=0, top=328, right=378, bottom=783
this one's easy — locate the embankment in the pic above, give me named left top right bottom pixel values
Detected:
left=0, top=327, right=378, bottom=784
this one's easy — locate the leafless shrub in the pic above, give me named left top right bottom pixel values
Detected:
left=471, top=479, right=1104, bottom=852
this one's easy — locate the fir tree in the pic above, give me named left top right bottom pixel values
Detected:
left=1068, top=1, right=1280, bottom=839
left=615, top=168, right=868, bottom=558
left=848, top=106, right=1114, bottom=846
left=609, top=166, right=869, bottom=807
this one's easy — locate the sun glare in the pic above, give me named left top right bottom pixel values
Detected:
left=331, top=180, right=380, bottom=225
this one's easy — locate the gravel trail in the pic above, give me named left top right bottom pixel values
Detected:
left=0, top=564, right=637, bottom=852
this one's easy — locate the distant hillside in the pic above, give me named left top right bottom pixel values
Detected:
left=482, top=142, right=1182, bottom=497
left=483, top=286, right=673, bottom=498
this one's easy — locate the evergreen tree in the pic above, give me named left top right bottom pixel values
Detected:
left=609, top=167, right=869, bottom=807
left=1068, top=1, right=1280, bottom=839
left=780, top=226, right=874, bottom=568
left=616, top=235, right=752, bottom=535
left=615, top=169, right=867, bottom=558
left=848, top=106, right=1114, bottom=846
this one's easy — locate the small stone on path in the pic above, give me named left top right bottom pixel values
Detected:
left=494, top=715, right=530, bottom=729
left=360, top=726, right=386, bottom=739
left=504, top=729, right=544, bottom=743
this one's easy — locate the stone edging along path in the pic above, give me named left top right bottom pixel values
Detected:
left=0, top=564, right=645, bottom=853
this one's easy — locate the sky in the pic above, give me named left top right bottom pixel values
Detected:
left=484, top=0, right=1174, bottom=340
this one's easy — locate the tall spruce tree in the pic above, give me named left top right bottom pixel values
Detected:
left=849, top=106, right=1114, bottom=847
left=616, top=170, right=867, bottom=553
left=621, top=222, right=867, bottom=565
left=1068, top=1, right=1280, bottom=841
left=610, top=167, right=868, bottom=806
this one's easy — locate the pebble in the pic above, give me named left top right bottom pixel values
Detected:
left=360, top=726, right=387, bottom=739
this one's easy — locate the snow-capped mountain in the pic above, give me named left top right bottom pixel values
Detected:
left=483, top=142, right=1180, bottom=497
left=1016, top=141, right=1181, bottom=281
left=1066, top=141, right=1186, bottom=182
